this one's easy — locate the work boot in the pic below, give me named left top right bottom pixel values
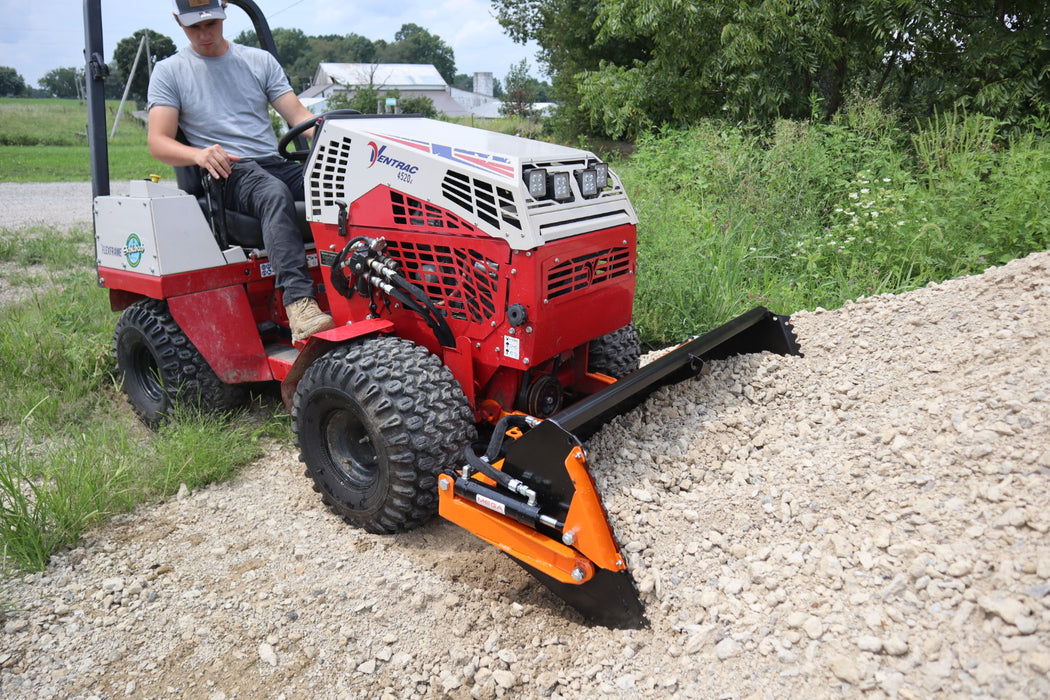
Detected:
left=286, top=297, right=336, bottom=341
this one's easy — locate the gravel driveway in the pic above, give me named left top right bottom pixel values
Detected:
left=1, top=184, right=1048, bottom=698
left=0, top=182, right=130, bottom=231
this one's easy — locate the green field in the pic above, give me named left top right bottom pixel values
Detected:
left=0, top=97, right=173, bottom=182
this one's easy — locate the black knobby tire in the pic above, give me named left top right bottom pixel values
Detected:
left=588, top=323, right=641, bottom=379
left=112, top=298, right=246, bottom=427
left=293, top=337, right=477, bottom=534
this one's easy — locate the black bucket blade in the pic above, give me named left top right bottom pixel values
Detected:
left=515, top=558, right=648, bottom=629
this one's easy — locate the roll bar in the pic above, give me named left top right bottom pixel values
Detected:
left=83, top=0, right=284, bottom=198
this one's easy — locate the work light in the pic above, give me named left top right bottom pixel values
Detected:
left=594, top=162, right=609, bottom=189
left=551, top=171, right=573, bottom=201
left=524, top=168, right=547, bottom=199
left=577, top=168, right=598, bottom=198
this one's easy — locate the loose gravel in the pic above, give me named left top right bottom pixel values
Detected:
left=1, top=186, right=1048, bottom=698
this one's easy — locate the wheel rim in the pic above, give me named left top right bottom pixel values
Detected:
left=323, top=404, right=380, bottom=490
left=129, top=341, right=165, bottom=404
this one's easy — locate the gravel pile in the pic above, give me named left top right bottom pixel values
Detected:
left=1, top=191, right=1048, bottom=698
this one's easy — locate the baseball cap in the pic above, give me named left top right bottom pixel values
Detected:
left=172, top=0, right=226, bottom=26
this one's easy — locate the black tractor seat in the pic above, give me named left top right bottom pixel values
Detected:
left=173, top=162, right=312, bottom=250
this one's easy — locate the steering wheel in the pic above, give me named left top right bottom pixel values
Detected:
left=277, top=108, right=362, bottom=162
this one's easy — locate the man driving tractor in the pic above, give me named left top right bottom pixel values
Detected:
left=146, top=0, right=335, bottom=341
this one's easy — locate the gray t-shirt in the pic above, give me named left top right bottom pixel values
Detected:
left=148, top=42, right=292, bottom=160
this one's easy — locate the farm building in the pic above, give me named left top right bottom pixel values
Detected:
left=298, top=63, right=500, bottom=118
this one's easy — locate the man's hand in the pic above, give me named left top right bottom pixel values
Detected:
left=195, top=144, right=241, bottom=179
left=148, top=106, right=243, bottom=176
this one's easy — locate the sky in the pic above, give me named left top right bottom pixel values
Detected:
left=0, top=0, right=540, bottom=88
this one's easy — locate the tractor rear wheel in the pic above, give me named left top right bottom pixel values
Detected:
left=113, top=299, right=246, bottom=427
left=293, top=337, right=476, bottom=534
left=588, top=323, right=641, bottom=379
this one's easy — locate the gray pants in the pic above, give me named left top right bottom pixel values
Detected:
left=225, top=157, right=314, bottom=304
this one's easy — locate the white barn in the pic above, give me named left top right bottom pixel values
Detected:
left=299, top=63, right=501, bottom=118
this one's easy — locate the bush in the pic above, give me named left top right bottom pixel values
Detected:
left=622, top=104, right=1050, bottom=346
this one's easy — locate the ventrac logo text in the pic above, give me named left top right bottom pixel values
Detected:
left=367, top=142, right=419, bottom=182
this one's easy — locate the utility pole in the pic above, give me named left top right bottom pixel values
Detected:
left=111, top=32, right=147, bottom=138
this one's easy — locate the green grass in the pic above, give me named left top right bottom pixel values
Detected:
left=0, top=420, right=136, bottom=572
left=0, top=97, right=173, bottom=182
left=0, top=144, right=172, bottom=182
left=0, top=408, right=282, bottom=572
left=446, top=114, right=547, bottom=140
left=0, top=97, right=148, bottom=147
left=0, top=227, right=289, bottom=573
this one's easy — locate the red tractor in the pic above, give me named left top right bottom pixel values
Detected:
left=84, top=0, right=799, bottom=627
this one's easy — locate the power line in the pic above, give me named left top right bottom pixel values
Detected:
left=270, top=0, right=309, bottom=18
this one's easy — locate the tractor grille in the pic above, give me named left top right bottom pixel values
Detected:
left=308, top=136, right=353, bottom=216
left=389, top=191, right=476, bottom=232
left=385, top=240, right=500, bottom=324
left=544, top=246, right=632, bottom=300
left=441, top=170, right=521, bottom=232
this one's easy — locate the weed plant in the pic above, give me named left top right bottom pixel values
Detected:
left=621, top=102, right=1050, bottom=346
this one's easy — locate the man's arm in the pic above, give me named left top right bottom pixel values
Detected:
left=147, top=104, right=240, bottom=179
left=272, top=91, right=317, bottom=136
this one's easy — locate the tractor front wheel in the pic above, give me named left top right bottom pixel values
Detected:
left=113, top=299, right=246, bottom=427
left=293, top=337, right=476, bottom=534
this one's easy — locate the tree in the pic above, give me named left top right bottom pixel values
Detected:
left=236, top=27, right=307, bottom=89
left=233, top=24, right=460, bottom=92
left=879, top=1, right=1050, bottom=126
left=113, top=30, right=176, bottom=106
left=39, top=66, right=84, bottom=98
left=400, top=95, right=438, bottom=118
left=499, top=0, right=1050, bottom=138
left=494, top=0, right=652, bottom=137
left=570, top=0, right=882, bottom=136
left=500, top=60, right=537, bottom=117
left=527, top=77, right=551, bottom=103
left=236, top=29, right=379, bottom=92
left=0, top=66, right=27, bottom=96
left=326, top=84, right=381, bottom=114
left=377, top=24, right=456, bottom=84
left=453, top=73, right=473, bottom=91
left=325, top=64, right=383, bottom=114
left=103, top=64, right=128, bottom=100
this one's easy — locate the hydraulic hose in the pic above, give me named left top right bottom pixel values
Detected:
left=329, top=236, right=456, bottom=347
left=462, top=414, right=537, bottom=502
left=329, top=236, right=371, bottom=298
